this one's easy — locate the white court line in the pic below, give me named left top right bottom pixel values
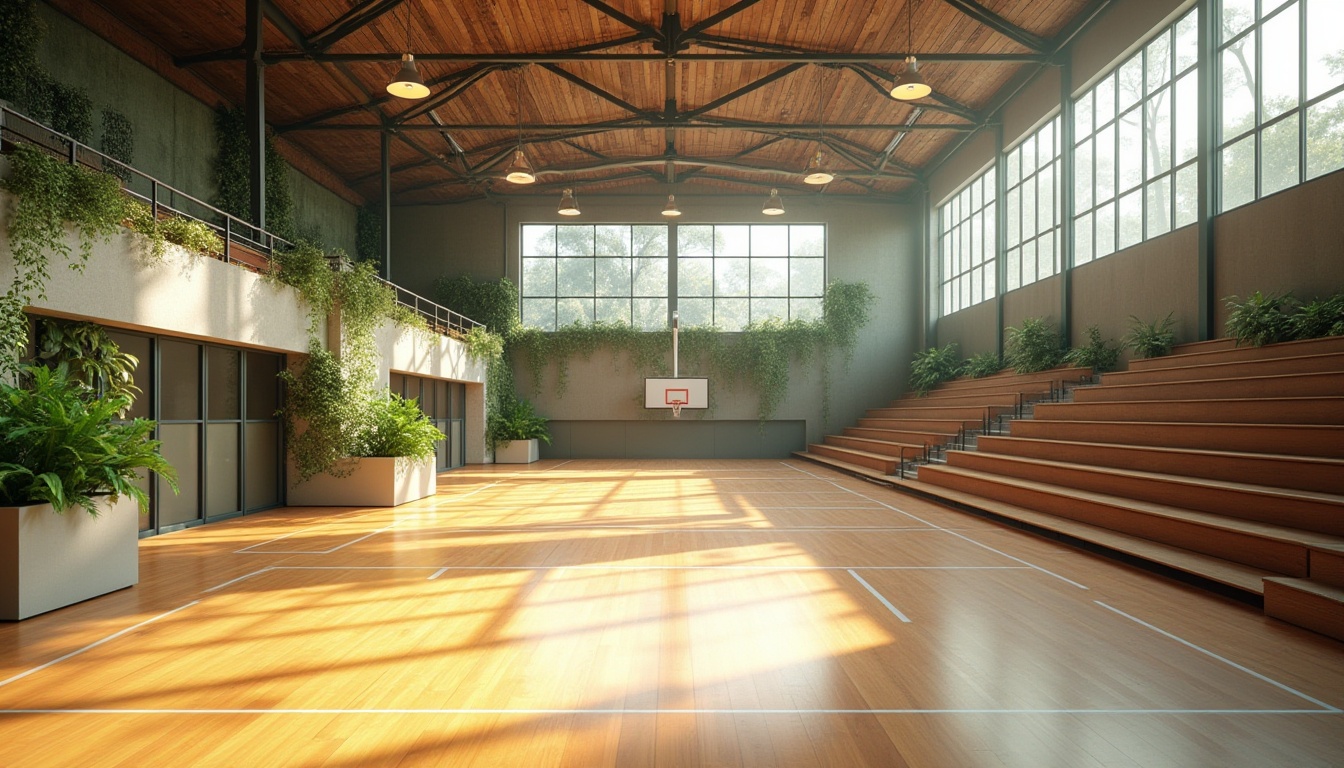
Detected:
left=238, top=521, right=401, bottom=555
left=1094, top=601, right=1342, bottom=712
left=259, top=565, right=1032, bottom=573
left=204, top=567, right=277, bottom=593
left=0, top=707, right=1335, bottom=716
left=541, top=460, right=575, bottom=472
left=782, top=462, right=1090, bottom=590
left=232, top=506, right=388, bottom=553
left=848, top=569, right=912, bottom=623
left=427, top=567, right=449, bottom=580
left=0, top=601, right=200, bottom=689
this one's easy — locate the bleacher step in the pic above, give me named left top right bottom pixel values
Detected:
left=792, top=451, right=901, bottom=484
left=1263, top=578, right=1344, bottom=642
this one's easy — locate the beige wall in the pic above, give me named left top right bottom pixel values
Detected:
left=376, top=323, right=488, bottom=463
left=1072, top=226, right=1200, bottom=350
left=934, top=301, right=997, bottom=357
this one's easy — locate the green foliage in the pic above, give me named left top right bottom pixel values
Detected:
left=908, top=343, right=961, bottom=394
left=99, top=108, right=135, bottom=182
left=32, top=318, right=139, bottom=407
left=488, top=396, right=551, bottom=448
left=1064, top=325, right=1122, bottom=373
left=1006, top=317, right=1064, bottom=373
left=819, top=281, right=875, bottom=361
left=267, top=240, right=335, bottom=334
left=1123, top=313, right=1177, bottom=359
left=0, top=0, right=46, bottom=113
left=1224, top=291, right=1297, bottom=347
left=48, top=80, right=92, bottom=144
left=961, top=351, right=1004, bottom=379
left=0, top=144, right=132, bottom=374
left=278, top=343, right=360, bottom=482
left=1289, top=294, right=1344, bottom=340
left=212, top=107, right=295, bottom=240
left=354, top=392, right=444, bottom=461
left=356, top=203, right=383, bottom=263
left=125, top=202, right=223, bottom=260
left=0, top=364, right=177, bottom=516
left=433, top=274, right=521, bottom=334
left=463, top=325, right=505, bottom=364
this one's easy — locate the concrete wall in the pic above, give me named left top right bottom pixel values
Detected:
left=33, top=3, right=357, bottom=254
left=390, top=192, right=921, bottom=457
left=375, top=323, right=489, bottom=464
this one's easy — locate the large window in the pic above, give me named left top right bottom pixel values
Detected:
left=677, top=224, right=826, bottom=331
left=520, top=223, right=826, bottom=331
left=521, top=224, right=670, bottom=331
left=1005, top=116, right=1062, bottom=291
left=1218, top=0, right=1344, bottom=211
left=938, top=166, right=997, bottom=316
left=1074, top=8, right=1199, bottom=265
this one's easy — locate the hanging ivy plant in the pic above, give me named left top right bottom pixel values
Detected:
left=48, top=81, right=93, bottom=144
left=99, top=108, right=135, bottom=182
left=0, top=0, right=44, bottom=108
left=212, top=107, right=295, bottom=240
left=356, top=203, right=383, bottom=263
left=434, top=274, right=521, bottom=334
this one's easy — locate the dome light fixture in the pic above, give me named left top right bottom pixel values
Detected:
left=762, top=188, right=785, bottom=216
left=890, top=0, right=933, bottom=101
left=557, top=188, right=580, bottom=216
left=662, top=194, right=682, bottom=217
left=804, top=151, right=835, bottom=185
left=386, top=5, right=429, bottom=100
left=505, top=149, right=536, bottom=184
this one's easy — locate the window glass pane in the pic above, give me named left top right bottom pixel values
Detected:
left=1118, top=55, right=1144, bottom=111
left=1021, top=176, right=1037, bottom=240
left=594, top=225, right=630, bottom=256
left=1175, top=11, right=1199, bottom=72
left=160, top=339, right=200, bottom=421
left=555, top=298, right=593, bottom=327
left=632, top=258, right=667, bottom=296
left=680, top=225, right=714, bottom=256
left=556, top=258, right=594, bottom=296
left=158, top=424, right=199, bottom=527
left=791, top=298, right=823, bottom=322
left=1006, top=247, right=1021, bottom=291
left=715, top=298, right=749, bottom=331
left=790, top=259, right=824, bottom=296
left=522, top=225, right=553, bottom=256
left=750, top=259, right=788, bottom=296
left=522, top=258, right=555, bottom=296
left=1261, top=4, right=1300, bottom=120
left=107, top=332, right=152, bottom=420
left=1039, top=233, right=1056, bottom=278
left=1306, top=91, right=1344, bottom=179
left=1096, top=125, right=1116, bottom=203
left=632, top=225, right=668, bottom=257
left=750, top=298, right=788, bottom=323
left=1038, top=163, right=1055, bottom=234
left=1075, top=137, right=1094, bottom=210
left=1146, top=178, right=1172, bottom=239
left=1221, top=133, right=1257, bottom=210
left=1095, top=74, right=1116, bottom=126
left=595, top=258, right=631, bottom=297
left=971, top=173, right=983, bottom=209
left=1262, top=113, right=1301, bottom=195
left=1118, top=189, right=1143, bottom=251
left=1040, top=120, right=1056, bottom=162
left=1221, top=0, right=1254, bottom=43
left=206, top=423, right=238, bottom=517
left=1222, top=37, right=1257, bottom=141
left=718, top=225, right=750, bottom=256
left=1307, top=0, right=1344, bottom=100
left=207, top=347, right=240, bottom=421
left=715, top=258, right=750, bottom=297
left=1074, top=212, right=1094, bottom=265
left=1096, top=202, right=1116, bottom=258
left=1022, top=136, right=1038, bottom=175
left=1147, top=31, right=1172, bottom=93
left=1118, top=109, right=1143, bottom=191
left=595, top=298, right=630, bottom=325
left=678, top=298, right=712, bottom=327
left=751, top=225, right=789, bottom=256
left=678, top=258, right=712, bottom=296
left=1148, top=86, right=1172, bottom=177
left=1006, top=150, right=1020, bottom=188
left=1005, top=186, right=1021, bottom=246
left=634, top=299, right=667, bottom=331
left=244, top=422, right=278, bottom=510
left=556, top=225, right=594, bottom=256
left=522, top=298, right=556, bottom=330
left=1174, top=72, right=1199, bottom=165
left=1075, top=90, right=1093, bottom=139
left=970, top=212, right=981, bottom=263
left=790, top=225, right=825, bottom=256
left=1020, top=241, right=1036, bottom=285
left=246, top=352, right=280, bottom=421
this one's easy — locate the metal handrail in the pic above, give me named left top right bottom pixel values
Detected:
left=0, top=104, right=482, bottom=337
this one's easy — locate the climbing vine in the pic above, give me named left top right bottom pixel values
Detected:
left=212, top=107, right=295, bottom=240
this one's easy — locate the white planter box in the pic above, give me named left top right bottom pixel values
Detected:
left=0, top=495, right=139, bottom=621
left=287, top=455, right=437, bottom=507
left=495, top=439, right=540, bottom=464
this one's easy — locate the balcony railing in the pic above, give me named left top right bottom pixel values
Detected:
left=0, top=104, right=482, bottom=337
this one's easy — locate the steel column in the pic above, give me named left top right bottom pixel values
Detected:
left=245, top=0, right=266, bottom=232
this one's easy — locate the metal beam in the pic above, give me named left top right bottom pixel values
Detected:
left=576, top=0, right=661, bottom=38
left=682, top=64, right=804, bottom=119
left=287, top=120, right=980, bottom=133
left=311, top=0, right=405, bottom=52
left=394, top=64, right=503, bottom=123
left=941, top=0, right=1049, bottom=52
left=252, top=50, right=1050, bottom=65
left=381, top=130, right=392, bottom=277
left=1196, top=0, right=1216, bottom=339
left=540, top=64, right=653, bottom=118
left=246, top=0, right=266, bottom=231
left=679, top=0, right=768, bottom=41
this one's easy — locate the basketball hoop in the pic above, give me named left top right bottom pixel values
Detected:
left=670, top=401, right=683, bottom=419
left=666, top=389, right=688, bottom=419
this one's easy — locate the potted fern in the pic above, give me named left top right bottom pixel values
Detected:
left=0, top=364, right=177, bottom=620
left=489, top=396, right=551, bottom=464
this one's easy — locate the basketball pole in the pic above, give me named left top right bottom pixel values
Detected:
left=672, top=310, right=679, bottom=379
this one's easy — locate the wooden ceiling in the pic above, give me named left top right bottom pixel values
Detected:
left=65, top=0, right=1112, bottom=205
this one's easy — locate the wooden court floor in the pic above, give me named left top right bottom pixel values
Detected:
left=1, top=459, right=1342, bottom=767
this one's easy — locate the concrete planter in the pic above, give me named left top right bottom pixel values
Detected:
left=0, top=495, right=139, bottom=621
left=495, top=439, right=540, bottom=464
left=287, top=455, right=437, bottom=507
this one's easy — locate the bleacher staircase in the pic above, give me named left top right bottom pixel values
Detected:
left=796, top=336, right=1344, bottom=643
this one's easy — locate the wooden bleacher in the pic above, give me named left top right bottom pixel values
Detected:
left=894, top=335, right=1344, bottom=642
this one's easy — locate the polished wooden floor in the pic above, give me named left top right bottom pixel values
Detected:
left=2, top=460, right=1342, bottom=767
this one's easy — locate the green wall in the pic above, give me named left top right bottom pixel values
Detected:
left=30, top=3, right=357, bottom=254
left=390, top=191, right=922, bottom=456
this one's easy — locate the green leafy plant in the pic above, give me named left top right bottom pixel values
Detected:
left=434, top=274, right=521, bottom=335
left=99, top=108, right=135, bottom=182
left=488, top=396, right=551, bottom=449
left=354, top=392, right=445, bottom=461
left=1123, top=313, right=1177, bottom=359
left=0, top=0, right=44, bottom=106
left=356, top=203, right=383, bottom=263
left=48, top=80, right=93, bottom=144
left=1006, top=316, right=1064, bottom=373
left=1224, top=291, right=1297, bottom=347
left=961, top=351, right=1004, bottom=378
left=0, top=364, right=177, bottom=516
left=1064, top=325, right=1122, bottom=373
left=1289, top=294, right=1344, bottom=340
left=0, top=144, right=132, bottom=374
left=32, top=318, right=140, bottom=407
left=126, top=202, right=224, bottom=260
left=212, top=106, right=295, bottom=240
left=463, top=325, right=505, bottom=363
left=278, top=343, right=362, bottom=482
left=908, top=342, right=961, bottom=394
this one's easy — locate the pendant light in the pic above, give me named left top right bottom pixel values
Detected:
left=891, top=0, right=933, bottom=101
left=662, top=194, right=682, bottom=217
left=557, top=188, right=581, bottom=216
left=762, top=188, right=785, bottom=216
left=804, top=67, right=834, bottom=185
left=505, top=68, right=537, bottom=184
left=386, top=4, right=429, bottom=100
